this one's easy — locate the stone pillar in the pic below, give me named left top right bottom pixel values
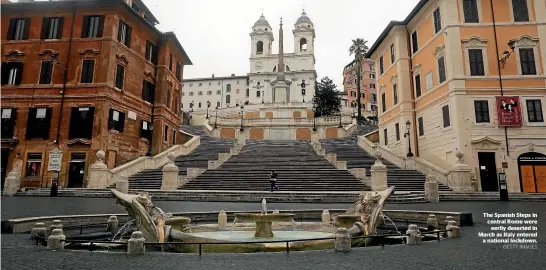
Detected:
left=218, top=210, right=227, bottom=228
left=370, top=152, right=388, bottom=191
left=127, top=231, right=146, bottom=255
left=311, top=132, right=319, bottom=143
left=2, top=172, right=21, bottom=196
left=47, top=229, right=65, bottom=250
left=448, top=152, right=473, bottom=191
left=426, top=214, right=439, bottom=231
left=48, top=220, right=63, bottom=236
left=334, top=228, right=351, bottom=252
left=325, top=153, right=337, bottom=164
left=444, top=216, right=455, bottom=228
left=107, top=216, right=119, bottom=235
left=87, top=150, right=109, bottom=188
left=321, top=210, right=331, bottom=224
left=31, top=222, right=47, bottom=240
left=237, top=130, right=246, bottom=145
left=405, top=224, right=422, bottom=245
left=446, top=220, right=460, bottom=238
left=336, top=161, right=347, bottom=170
left=404, top=157, right=416, bottom=170
left=161, top=153, right=179, bottom=190
left=115, top=174, right=129, bottom=194
left=424, top=175, right=439, bottom=203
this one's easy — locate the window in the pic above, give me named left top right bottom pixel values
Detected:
left=81, top=15, right=104, bottom=38
left=395, top=123, right=400, bottom=141
left=370, top=73, right=375, bottom=79
left=81, top=60, right=95, bottom=83
left=226, top=84, right=232, bottom=92
left=469, top=49, right=485, bottom=76
left=26, top=108, right=52, bottom=140
left=384, top=129, right=388, bottom=145
left=526, top=100, right=544, bottom=122
left=132, top=2, right=141, bottom=13
left=199, top=83, right=202, bottom=87
left=370, top=83, right=375, bottom=89
left=108, top=109, right=125, bottom=132
left=209, top=82, right=211, bottom=86
left=300, top=38, right=308, bottom=51
left=226, top=95, right=231, bottom=104
left=433, top=8, right=441, bottom=33
left=25, top=153, right=42, bottom=177
left=379, top=56, right=384, bottom=74
left=176, top=62, right=182, bottom=80
left=442, top=105, right=450, bottom=127
left=1, top=62, right=23, bottom=85
left=393, top=85, right=398, bottom=105
left=418, top=117, right=424, bottom=136
left=414, top=75, right=422, bottom=97
left=371, top=93, right=376, bottom=102
left=189, top=92, right=194, bottom=96
left=142, top=80, right=155, bottom=103
left=146, top=41, right=158, bottom=64
left=172, top=129, right=176, bottom=145
left=438, top=56, right=446, bottom=83
left=256, top=90, right=261, bottom=97
left=39, top=61, right=53, bottom=84
left=236, top=89, right=240, bottom=94
left=246, top=89, right=250, bottom=97
left=166, top=87, right=171, bottom=108
left=7, top=18, right=30, bottom=40
left=198, top=91, right=203, bottom=96
left=216, top=101, right=220, bottom=108
left=256, top=41, right=264, bottom=54
left=411, top=31, right=419, bottom=53
left=117, top=20, right=132, bottom=47
left=169, top=54, right=173, bottom=71
left=198, top=102, right=202, bottom=108
left=512, top=0, right=529, bottom=22
left=68, top=107, right=95, bottom=139
left=237, top=80, right=240, bottom=85
left=1, top=108, right=17, bottom=139
left=141, top=120, right=152, bottom=141
left=463, top=0, right=479, bottom=23
left=390, top=44, right=395, bottom=64
left=474, top=100, right=490, bottom=123
left=41, top=17, right=64, bottom=39
left=164, top=125, right=169, bottom=142
left=218, top=82, right=221, bottom=86
left=381, top=93, right=386, bottom=113
left=519, top=48, right=536, bottom=75
left=115, top=64, right=124, bottom=89
left=216, top=90, right=221, bottom=95
left=207, top=91, right=212, bottom=95
left=425, top=72, right=433, bottom=90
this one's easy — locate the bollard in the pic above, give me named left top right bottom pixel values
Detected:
left=444, top=216, right=455, bottom=228
left=321, top=210, right=331, bottom=224
left=127, top=231, right=146, bottom=255
left=426, top=214, right=439, bottom=231
left=334, top=228, right=351, bottom=252
left=405, top=224, right=423, bottom=245
left=446, top=220, right=460, bottom=238
left=218, top=210, right=228, bottom=228
left=106, top=216, right=119, bottom=235
left=47, top=229, right=65, bottom=250
left=48, top=220, right=63, bottom=237
left=31, top=222, right=47, bottom=240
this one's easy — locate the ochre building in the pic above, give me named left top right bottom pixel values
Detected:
left=1, top=0, right=192, bottom=188
left=367, top=0, right=546, bottom=193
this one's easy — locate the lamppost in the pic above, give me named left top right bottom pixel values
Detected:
left=338, top=104, right=343, bottom=128
left=312, top=95, right=317, bottom=131
left=403, top=120, right=414, bottom=157
left=301, top=79, right=306, bottom=102
left=239, top=105, right=245, bottom=131
left=214, top=106, right=219, bottom=129
left=206, top=101, right=211, bottom=119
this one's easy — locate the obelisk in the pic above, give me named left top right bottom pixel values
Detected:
left=278, top=18, right=284, bottom=75
left=271, top=18, right=290, bottom=103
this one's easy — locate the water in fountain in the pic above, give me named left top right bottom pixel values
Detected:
left=290, top=219, right=297, bottom=231
left=111, top=219, right=135, bottom=241
left=261, top=198, right=267, bottom=214
left=229, top=217, right=239, bottom=233
left=380, top=212, right=401, bottom=235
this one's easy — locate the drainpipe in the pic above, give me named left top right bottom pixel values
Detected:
left=405, top=26, right=420, bottom=157
left=54, top=6, right=76, bottom=144
left=490, top=0, right=510, bottom=157
left=147, top=40, right=161, bottom=156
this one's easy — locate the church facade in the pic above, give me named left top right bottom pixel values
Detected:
left=182, top=11, right=318, bottom=111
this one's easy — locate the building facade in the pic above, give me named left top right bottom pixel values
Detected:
left=343, top=58, right=377, bottom=117
left=367, top=0, right=546, bottom=193
left=182, top=11, right=318, bottom=113
left=1, top=0, right=192, bottom=189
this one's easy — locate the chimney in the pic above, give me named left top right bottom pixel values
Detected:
left=212, top=74, right=215, bottom=78
left=231, top=74, right=235, bottom=77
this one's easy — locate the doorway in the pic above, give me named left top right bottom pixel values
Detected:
left=1, top=149, right=9, bottom=191
left=518, top=152, right=546, bottom=193
left=478, top=152, right=498, bottom=191
left=67, top=153, right=86, bottom=188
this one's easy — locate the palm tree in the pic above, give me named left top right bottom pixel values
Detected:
left=349, top=38, right=369, bottom=120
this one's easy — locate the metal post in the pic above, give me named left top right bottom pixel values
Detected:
left=338, top=105, right=343, bottom=128
left=214, top=107, right=218, bottom=129
left=239, top=105, right=244, bottom=132
left=286, top=241, right=290, bottom=253
left=199, top=243, right=202, bottom=255
left=206, top=101, right=210, bottom=119
left=312, top=96, right=317, bottom=131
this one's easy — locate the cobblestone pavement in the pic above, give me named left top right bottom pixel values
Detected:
left=1, top=198, right=545, bottom=270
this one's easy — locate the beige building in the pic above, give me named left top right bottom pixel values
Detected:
left=367, top=0, right=546, bottom=193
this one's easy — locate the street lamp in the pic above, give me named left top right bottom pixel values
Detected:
left=301, top=79, right=307, bottom=102
left=206, top=101, right=211, bottom=119
left=338, top=104, right=343, bottom=128
left=312, top=95, right=317, bottom=131
left=214, top=106, right=219, bottom=129
left=403, top=120, right=414, bottom=157
left=239, top=105, right=245, bottom=131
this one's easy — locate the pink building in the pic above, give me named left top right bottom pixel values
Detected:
left=343, top=58, right=377, bottom=118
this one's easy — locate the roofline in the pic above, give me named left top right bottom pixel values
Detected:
left=162, top=32, right=193, bottom=65
left=133, top=0, right=159, bottom=25
left=184, top=75, right=249, bottom=81
left=366, top=0, right=429, bottom=58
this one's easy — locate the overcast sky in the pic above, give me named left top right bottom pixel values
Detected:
left=144, top=0, right=420, bottom=90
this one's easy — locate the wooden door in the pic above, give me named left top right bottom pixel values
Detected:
left=535, top=165, right=546, bottom=193
left=520, top=165, right=536, bottom=193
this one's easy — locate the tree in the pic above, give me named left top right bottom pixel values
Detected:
left=349, top=38, right=369, bottom=120
left=313, top=77, right=342, bottom=117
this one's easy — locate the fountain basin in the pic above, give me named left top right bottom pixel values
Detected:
left=336, top=215, right=361, bottom=229
left=235, top=213, right=296, bottom=238
left=165, top=217, right=192, bottom=232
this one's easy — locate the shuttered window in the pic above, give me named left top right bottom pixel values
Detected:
left=519, top=48, right=536, bottom=75
left=414, top=74, right=422, bottom=97
left=411, top=31, right=419, bottom=53
left=433, top=8, right=442, bottom=33
left=176, top=62, right=182, bottom=80
left=1, top=62, right=24, bottom=85
left=117, top=20, right=132, bottom=47
left=395, top=123, right=400, bottom=141
left=381, top=93, right=386, bottom=113
left=7, top=18, right=30, bottom=40
left=164, top=125, right=169, bottom=142
left=1, top=108, right=17, bottom=139
left=26, top=108, right=52, bottom=140
left=526, top=100, right=544, bottom=123
left=469, top=49, right=485, bottom=76
left=39, top=61, right=53, bottom=84
left=68, top=107, right=95, bottom=139
left=115, top=64, right=125, bottom=89
left=142, top=80, right=155, bottom=103
left=41, top=17, right=64, bottom=39
left=146, top=41, right=158, bottom=64
left=438, top=56, right=446, bottom=83
left=108, top=109, right=125, bottom=132
left=141, top=120, right=153, bottom=141
left=81, top=60, right=95, bottom=83
left=474, top=100, right=490, bottom=123
left=418, top=117, right=424, bottom=136
left=393, top=84, right=398, bottom=105
left=81, top=15, right=104, bottom=38
left=384, top=129, right=388, bottom=145
left=442, top=105, right=450, bottom=128
left=463, top=0, right=479, bottom=23
left=379, top=56, right=384, bottom=74
left=512, top=0, right=529, bottom=22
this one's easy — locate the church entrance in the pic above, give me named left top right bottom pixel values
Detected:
left=518, top=152, right=546, bottom=193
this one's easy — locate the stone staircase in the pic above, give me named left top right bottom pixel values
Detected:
left=181, top=140, right=370, bottom=192
left=319, top=135, right=451, bottom=192
left=125, top=126, right=235, bottom=189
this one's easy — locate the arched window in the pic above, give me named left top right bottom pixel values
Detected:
left=300, top=38, right=307, bottom=51
left=256, top=41, right=264, bottom=54
left=226, top=95, right=231, bottom=104
left=226, top=84, right=231, bottom=92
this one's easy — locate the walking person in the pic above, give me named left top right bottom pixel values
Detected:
left=269, top=170, right=279, bottom=192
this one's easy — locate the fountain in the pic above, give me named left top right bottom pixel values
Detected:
left=233, top=199, right=295, bottom=238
